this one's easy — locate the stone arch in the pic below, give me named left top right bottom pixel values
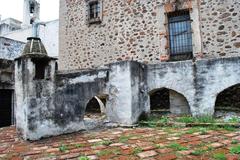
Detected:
left=84, top=94, right=108, bottom=119
left=148, top=87, right=190, bottom=115
left=83, top=94, right=109, bottom=130
left=214, top=83, right=240, bottom=118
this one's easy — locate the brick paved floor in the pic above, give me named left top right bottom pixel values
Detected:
left=0, top=126, right=239, bottom=160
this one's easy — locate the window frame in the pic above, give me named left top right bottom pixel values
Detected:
left=87, top=0, right=103, bottom=24
left=167, top=10, right=193, bottom=61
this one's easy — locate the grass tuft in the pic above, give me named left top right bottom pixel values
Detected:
left=78, top=156, right=90, bottom=160
left=168, top=143, right=188, bottom=151
left=213, top=153, right=227, bottom=160
left=59, top=144, right=68, bottom=152
left=230, top=145, right=240, bottom=154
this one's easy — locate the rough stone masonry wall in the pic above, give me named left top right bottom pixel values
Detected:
left=59, top=0, right=201, bottom=70
left=200, top=0, right=240, bottom=58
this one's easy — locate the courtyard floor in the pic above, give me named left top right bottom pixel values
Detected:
left=0, top=126, right=239, bottom=160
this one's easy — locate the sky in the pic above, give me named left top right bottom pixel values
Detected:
left=0, top=0, right=59, bottom=22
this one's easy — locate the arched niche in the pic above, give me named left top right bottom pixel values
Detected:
left=149, top=88, right=190, bottom=116
left=215, top=83, right=240, bottom=118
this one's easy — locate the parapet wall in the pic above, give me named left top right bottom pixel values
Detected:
left=15, top=56, right=240, bottom=140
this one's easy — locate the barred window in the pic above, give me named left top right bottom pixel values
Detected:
left=168, top=11, right=193, bottom=60
left=89, top=1, right=100, bottom=21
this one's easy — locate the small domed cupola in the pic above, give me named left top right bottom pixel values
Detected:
left=22, top=37, right=48, bottom=57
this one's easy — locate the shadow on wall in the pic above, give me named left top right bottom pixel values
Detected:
left=149, top=88, right=191, bottom=116
left=84, top=94, right=108, bottom=130
left=215, top=83, right=240, bottom=118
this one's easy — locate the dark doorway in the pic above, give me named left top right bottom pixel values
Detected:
left=149, top=88, right=190, bottom=115
left=0, top=90, right=12, bottom=127
left=215, top=84, right=240, bottom=115
left=150, top=88, right=170, bottom=114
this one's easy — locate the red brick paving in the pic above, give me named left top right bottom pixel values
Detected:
left=0, top=126, right=239, bottom=160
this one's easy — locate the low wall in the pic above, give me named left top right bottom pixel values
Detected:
left=15, top=56, right=240, bottom=140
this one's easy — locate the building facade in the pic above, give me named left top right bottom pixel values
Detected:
left=59, top=0, right=240, bottom=70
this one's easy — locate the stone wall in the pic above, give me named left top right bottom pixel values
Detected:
left=59, top=0, right=202, bottom=70
left=15, top=55, right=240, bottom=140
left=200, top=0, right=240, bottom=58
left=0, top=37, right=25, bottom=60
left=59, top=0, right=239, bottom=70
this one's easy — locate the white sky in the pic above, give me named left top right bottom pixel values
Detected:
left=0, top=0, right=59, bottom=22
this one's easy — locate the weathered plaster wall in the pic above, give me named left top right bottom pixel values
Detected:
left=0, top=59, right=14, bottom=89
left=193, top=57, right=240, bottom=116
left=146, top=60, right=195, bottom=114
left=15, top=57, right=240, bottom=140
left=0, top=37, right=25, bottom=60
left=15, top=57, right=57, bottom=140
left=169, top=90, right=190, bottom=115
left=200, top=0, right=240, bottom=58
left=59, top=0, right=201, bottom=70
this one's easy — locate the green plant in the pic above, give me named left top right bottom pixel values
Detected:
left=59, top=144, right=68, bottom=152
left=133, top=147, right=143, bottom=155
left=78, top=156, right=90, bottom=160
left=155, top=144, right=165, bottom=149
left=231, top=139, right=238, bottom=144
left=230, top=145, right=240, bottom=154
left=199, top=128, right=208, bottom=135
left=213, top=153, right=227, bottom=160
left=207, top=146, right=214, bottom=151
left=185, top=127, right=200, bottom=134
left=222, top=126, right=236, bottom=131
left=101, top=140, right=113, bottom=146
left=228, top=117, right=240, bottom=123
left=94, top=140, right=113, bottom=146
left=159, top=116, right=169, bottom=123
left=177, top=116, right=215, bottom=124
left=168, top=143, right=188, bottom=151
left=177, top=116, right=195, bottom=123
left=112, top=149, right=121, bottom=155
left=119, top=135, right=133, bottom=143
left=97, top=150, right=113, bottom=156
left=75, top=144, right=85, bottom=148
left=196, top=116, right=215, bottom=123
left=191, top=149, right=205, bottom=156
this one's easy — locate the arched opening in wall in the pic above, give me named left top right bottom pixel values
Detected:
left=84, top=95, right=108, bottom=124
left=149, top=88, right=190, bottom=116
left=215, top=84, right=240, bottom=118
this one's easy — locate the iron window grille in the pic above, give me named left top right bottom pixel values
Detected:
left=168, top=10, right=193, bottom=60
left=88, top=1, right=101, bottom=24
